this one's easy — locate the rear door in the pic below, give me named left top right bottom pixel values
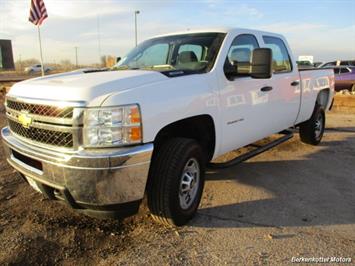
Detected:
left=261, top=35, right=301, bottom=128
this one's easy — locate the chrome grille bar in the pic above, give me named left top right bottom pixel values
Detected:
left=8, top=120, right=74, bottom=148
left=4, top=96, right=86, bottom=151
left=6, top=99, right=74, bottom=119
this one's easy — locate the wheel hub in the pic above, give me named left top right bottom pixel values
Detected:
left=179, top=158, right=200, bottom=210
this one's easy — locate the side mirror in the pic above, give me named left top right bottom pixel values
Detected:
left=250, top=48, right=273, bottom=79
left=116, top=57, right=121, bottom=63
left=224, top=61, right=238, bottom=77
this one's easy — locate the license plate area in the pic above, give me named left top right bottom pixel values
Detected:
left=11, top=149, right=43, bottom=175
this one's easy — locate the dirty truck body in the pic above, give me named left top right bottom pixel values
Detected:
left=1, top=28, right=334, bottom=226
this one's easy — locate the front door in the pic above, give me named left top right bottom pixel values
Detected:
left=219, top=34, right=279, bottom=155
left=219, top=34, right=301, bottom=155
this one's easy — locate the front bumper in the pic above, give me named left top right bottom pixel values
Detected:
left=1, top=127, right=153, bottom=218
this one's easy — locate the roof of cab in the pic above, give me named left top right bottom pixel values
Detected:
left=151, top=27, right=283, bottom=39
left=152, top=27, right=233, bottom=38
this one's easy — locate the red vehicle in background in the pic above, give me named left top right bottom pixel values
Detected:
left=329, top=66, right=355, bottom=92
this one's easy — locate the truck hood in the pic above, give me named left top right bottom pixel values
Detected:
left=8, top=70, right=168, bottom=106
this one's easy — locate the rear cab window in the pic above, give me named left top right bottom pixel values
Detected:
left=178, top=44, right=203, bottom=61
left=262, top=36, right=292, bottom=73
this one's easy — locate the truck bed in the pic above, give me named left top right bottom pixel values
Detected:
left=295, top=68, right=334, bottom=124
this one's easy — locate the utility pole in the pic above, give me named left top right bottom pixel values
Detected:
left=74, top=46, right=78, bottom=68
left=19, top=54, right=22, bottom=72
left=97, top=14, right=102, bottom=63
left=37, top=25, right=45, bottom=76
left=134, top=10, right=140, bottom=47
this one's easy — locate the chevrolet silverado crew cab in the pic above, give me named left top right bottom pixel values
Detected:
left=2, top=28, right=334, bottom=226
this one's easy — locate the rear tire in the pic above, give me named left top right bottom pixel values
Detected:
left=147, top=138, right=205, bottom=226
left=299, top=104, right=325, bottom=145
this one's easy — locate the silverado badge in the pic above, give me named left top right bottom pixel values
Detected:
left=18, top=111, right=33, bottom=128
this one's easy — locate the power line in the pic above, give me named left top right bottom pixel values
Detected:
left=74, top=46, right=78, bottom=67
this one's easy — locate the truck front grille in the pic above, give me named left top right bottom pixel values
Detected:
left=6, top=99, right=73, bottom=118
left=5, top=97, right=83, bottom=150
left=8, top=120, right=74, bottom=148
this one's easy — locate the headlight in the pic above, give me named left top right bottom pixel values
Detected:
left=83, top=104, right=142, bottom=147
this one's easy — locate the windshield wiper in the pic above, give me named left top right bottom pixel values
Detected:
left=112, top=64, right=175, bottom=72
left=111, top=65, right=130, bottom=71
left=141, top=64, right=175, bottom=71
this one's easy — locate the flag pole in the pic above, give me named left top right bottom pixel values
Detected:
left=37, top=25, right=45, bottom=76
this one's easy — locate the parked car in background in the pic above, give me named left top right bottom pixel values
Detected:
left=319, top=60, right=355, bottom=68
left=319, top=61, right=338, bottom=68
left=25, top=64, right=54, bottom=74
left=330, top=66, right=355, bottom=92
left=296, top=60, right=314, bottom=69
left=297, top=60, right=324, bottom=69
left=339, top=60, right=355, bottom=67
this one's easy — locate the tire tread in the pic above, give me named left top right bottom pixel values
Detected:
left=147, top=138, right=202, bottom=226
left=299, top=104, right=325, bottom=145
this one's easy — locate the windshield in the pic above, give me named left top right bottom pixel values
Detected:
left=113, top=33, right=226, bottom=75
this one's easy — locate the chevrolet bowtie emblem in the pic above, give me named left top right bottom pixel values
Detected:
left=18, top=111, right=33, bottom=128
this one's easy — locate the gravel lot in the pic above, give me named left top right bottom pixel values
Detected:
left=0, top=96, right=354, bottom=265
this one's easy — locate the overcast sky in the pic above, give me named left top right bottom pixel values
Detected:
left=1, top=0, right=354, bottom=65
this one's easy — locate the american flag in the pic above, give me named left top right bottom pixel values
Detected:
left=28, top=0, right=48, bottom=26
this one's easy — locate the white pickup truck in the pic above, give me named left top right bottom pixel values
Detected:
left=2, top=28, right=334, bottom=226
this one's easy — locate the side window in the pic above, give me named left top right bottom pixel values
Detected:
left=226, top=34, right=259, bottom=63
left=263, top=36, right=292, bottom=73
left=324, top=62, right=336, bottom=67
left=340, top=68, right=350, bottom=74
left=178, top=44, right=203, bottom=61
left=333, top=68, right=340, bottom=75
left=134, top=43, right=169, bottom=66
left=224, top=34, right=259, bottom=77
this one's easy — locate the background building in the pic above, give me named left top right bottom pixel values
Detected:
left=0, top=40, right=15, bottom=70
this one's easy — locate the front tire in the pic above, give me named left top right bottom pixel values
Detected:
left=147, top=138, right=205, bottom=226
left=299, top=104, right=325, bottom=145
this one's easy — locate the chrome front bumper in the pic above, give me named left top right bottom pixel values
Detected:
left=1, top=127, right=153, bottom=216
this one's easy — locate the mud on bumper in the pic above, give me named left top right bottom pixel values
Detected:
left=1, top=127, right=153, bottom=219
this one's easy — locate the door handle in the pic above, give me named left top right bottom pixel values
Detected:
left=291, top=80, right=300, bottom=86
left=260, top=86, right=273, bottom=92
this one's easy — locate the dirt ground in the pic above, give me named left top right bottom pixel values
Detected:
left=0, top=96, right=354, bottom=265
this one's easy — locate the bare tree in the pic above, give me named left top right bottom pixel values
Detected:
left=60, top=59, right=73, bottom=70
left=15, top=58, right=40, bottom=71
left=100, top=56, right=106, bottom=67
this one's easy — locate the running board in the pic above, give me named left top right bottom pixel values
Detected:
left=208, top=130, right=293, bottom=169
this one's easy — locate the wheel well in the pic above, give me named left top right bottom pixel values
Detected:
left=153, top=115, right=216, bottom=161
left=317, top=89, right=330, bottom=110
